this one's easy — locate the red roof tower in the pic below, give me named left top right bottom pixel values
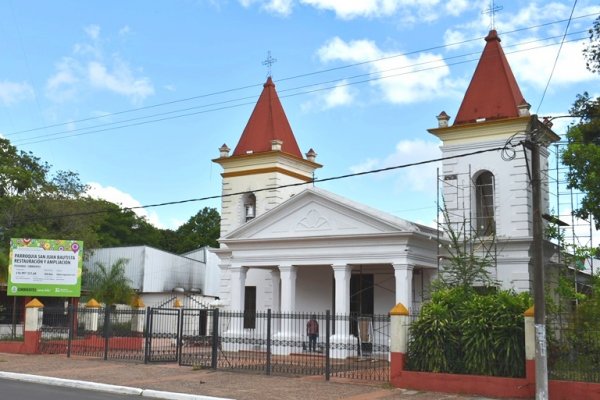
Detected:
left=453, top=30, right=527, bottom=126
left=232, top=77, right=303, bottom=158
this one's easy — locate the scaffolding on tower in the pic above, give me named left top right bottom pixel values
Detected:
left=546, top=142, right=597, bottom=294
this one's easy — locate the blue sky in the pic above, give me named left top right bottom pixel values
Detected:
left=1, top=0, right=598, bottom=235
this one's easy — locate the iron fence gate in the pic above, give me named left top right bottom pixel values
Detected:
left=38, top=306, right=390, bottom=382
left=179, top=309, right=390, bottom=382
left=145, top=307, right=181, bottom=363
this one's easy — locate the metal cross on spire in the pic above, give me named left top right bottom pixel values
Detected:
left=262, top=51, right=277, bottom=77
left=483, top=0, right=503, bottom=30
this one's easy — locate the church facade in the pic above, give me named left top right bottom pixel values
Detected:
left=210, top=30, right=559, bottom=353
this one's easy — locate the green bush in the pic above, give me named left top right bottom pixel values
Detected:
left=407, top=287, right=530, bottom=377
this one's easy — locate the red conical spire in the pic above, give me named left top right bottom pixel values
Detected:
left=232, top=77, right=303, bottom=158
left=454, top=30, right=527, bottom=125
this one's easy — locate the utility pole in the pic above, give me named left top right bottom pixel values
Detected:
left=525, top=126, right=548, bottom=400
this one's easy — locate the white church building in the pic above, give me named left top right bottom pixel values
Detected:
left=211, top=30, right=559, bottom=342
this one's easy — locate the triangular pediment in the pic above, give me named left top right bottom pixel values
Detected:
left=224, top=188, right=421, bottom=241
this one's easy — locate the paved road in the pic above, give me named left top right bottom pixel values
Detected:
left=0, top=378, right=144, bottom=400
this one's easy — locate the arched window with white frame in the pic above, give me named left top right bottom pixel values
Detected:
left=474, top=170, right=495, bottom=236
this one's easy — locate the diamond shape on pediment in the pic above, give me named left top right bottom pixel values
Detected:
left=297, top=209, right=330, bottom=230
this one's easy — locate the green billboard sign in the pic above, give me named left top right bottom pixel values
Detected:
left=8, top=238, right=84, bottom=297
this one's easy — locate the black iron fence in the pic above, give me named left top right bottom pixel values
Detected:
left=180, top=309, right=390, bottom=381
left=36, top=306, right=390, bottom=382
left=548, top=314, right=600, bottom=383
left=40, top=306, right=146, bottom=361
left=0, top=304, right=24, bottom=340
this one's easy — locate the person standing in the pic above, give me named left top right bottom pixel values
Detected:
left=306, top=314, right=319, bottom=352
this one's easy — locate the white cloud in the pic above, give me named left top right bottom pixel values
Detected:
left=317, top=36, right=462, bottom=106
left=323, top=81, right=355, bottom=108
left=239, top=0, right=472, bottom=20
left=508, top=40, right=596, bottom=91
left=46, top=58, right=81, bottom=102
left=349, top=139, right=441, bottom=193
left=84, top=25, right=101, bottom=40
left=45, top=26, right=154, bottom=104
left=349, top=158, right=380, bottom=174
left=118, top=25, right=131, bottom=36
left=0, top=81, right=34, bottom=105
left=88, top=60, right=154, bottom=102
left=300, top=0, right=401, bottom=19
left=444, top=0, right=469, bottom=17
left=265, top=0, right=293, bottom=15
left=86, top=182, right=164, bottom=228
left=239, top=0, right=293, bottom=16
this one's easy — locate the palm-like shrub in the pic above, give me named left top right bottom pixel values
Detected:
left=86, top=258, right=135, bottom=305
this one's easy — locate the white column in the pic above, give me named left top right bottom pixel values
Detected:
left=278, top=265, right=296, bottom=313
left=270, top=269, right=281, bottom=312
left=270, top=269, right=281, bottom=334
left=273, top=265, right=300, bottom=355
left=332, top=264, right=351, bottom=316
left=229, top=266, right=248, bottom=312
left=227, top=265, right=247, bottom=337
left=393, top=264, right=414, bottom=311
left=331, top=264, right=355, bottom=358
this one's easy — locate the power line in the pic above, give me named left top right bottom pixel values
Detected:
left=12, top=33, right=589, bottom=147
left=536, top=0, right=579, bottom=114
left=13, top=144, right=515, bottom=223
left=5, top=13, right=597, bottom=139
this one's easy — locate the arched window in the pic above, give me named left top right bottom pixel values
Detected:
left=242, top=193, right=256, bottom=222
left=474, top=171, right=495, bottom=236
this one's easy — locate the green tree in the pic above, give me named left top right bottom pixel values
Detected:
left=86, top=258, right=135, bottom=305
left=436, top=207, right=497, bottom=290
left=0, top=249, right=8, bottom=284
left=171, top=207, right=220, bottom=253
left=562, top=95, right=600, bottom=230
left=583, top=15, right=600, bottom=74
left=561, top=17, right=600, bottom=230
left=94, top=201, right=165, bottom=248
left=0, top=137, right=177, bottom=255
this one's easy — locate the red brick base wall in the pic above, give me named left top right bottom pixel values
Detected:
left=0, top=331, right=41, bottom=354
left=390, top=352, right=600, bottom=400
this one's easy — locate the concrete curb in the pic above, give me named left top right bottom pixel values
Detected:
left=142, top=389, right=232, bottom=400
left=0, top=371, right=233, bottom=400
left=0, top=371, right=142, bottom=395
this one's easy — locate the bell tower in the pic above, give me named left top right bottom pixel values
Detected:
left=213, top=77, right=321, bottom=237
left=428, top=30, right=559, bottom=291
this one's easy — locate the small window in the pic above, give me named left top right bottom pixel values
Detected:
left=475, top=171, right=495, bottom=236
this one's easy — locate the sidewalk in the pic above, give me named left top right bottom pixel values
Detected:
left=0, top=352, right=496, bottom=400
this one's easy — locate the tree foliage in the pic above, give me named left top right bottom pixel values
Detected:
left=560, top=17, right=600, bottom=231
left=562, top=94, right=600, bottom=230
left=172, top=207, right=221, bottom=253
left=407, top=287, right=530, bottom=377
left=583, top=15, right=600, bottom=74
left=86, top=258, right=135, bottom=305
left=436, top=207, right=497, bottom=290
left=0, top=137, right=221, bottom=266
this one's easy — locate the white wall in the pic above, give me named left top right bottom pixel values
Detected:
left=86, top=246, right=205, bottom=294
left=296, top=266, right=333, bottom=313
